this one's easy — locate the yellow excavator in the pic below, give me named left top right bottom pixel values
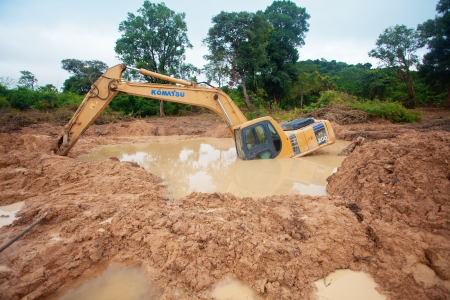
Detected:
left=55, top=64, right=335, bottom=160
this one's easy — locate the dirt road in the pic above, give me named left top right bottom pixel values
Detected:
left=0, top=110, right=449, bottom=299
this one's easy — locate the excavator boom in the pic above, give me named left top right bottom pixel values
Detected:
left=55, top=64, right=247, bottom=156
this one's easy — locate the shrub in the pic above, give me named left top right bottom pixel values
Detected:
left=8, top=87, right=36, bottom=110
left=7, top=88, right=78, bottom=111
left=351, top=101, right=422, bottom=123
left=303, top=91, right=422, bottom=123
left=0, top=97, right=10, bottom=108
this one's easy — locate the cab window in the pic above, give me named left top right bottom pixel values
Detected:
left=245, top=125, right=268, bottom=150
left=267, top=123, right=281, bottom=152
left=234, top=129, right=245, bottom=158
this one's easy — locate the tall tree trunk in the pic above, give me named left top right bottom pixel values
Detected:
left=159, top=100, right=165, bottom=117
left=446, top=80, right=450, bottom=109
left=273, top=95, right=280, bottom=110
left=405, top=69, right=416, bottom=109
left=300, top=89, right=304, bottom=109
left=397, top=68, right=416, bottom=109
left=241, top=74, right=254, bottom=111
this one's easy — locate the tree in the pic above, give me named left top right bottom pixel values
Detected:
left=18, top=70, right=38, bottom=90
left=418, top=0, right=450, bottom=108
left=0, top=77, right=16, bottom=89
left=115, top=1, right=192, bottom=117
left=38, top=84, right=58, bottom=92
left=292, top=71, right=320, bottom=108
left=177, top=63, right=201, bottom=82
left=368, top=25, right=425, bottom=108
left=203, top=60, right=230, bottom=87
left=61, top=59, right=108, bottom=94
left=261, top=0, right=310, bottom=105
left=203, top=11, right=271, bottom=110
left=335, top=67, right=366, bottom=96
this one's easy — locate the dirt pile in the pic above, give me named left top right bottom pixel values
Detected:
left=332, top=107, right=450, bottom=141
left=304, top=103, right=368, bottom=125
left=327, top=131, right=450, bottom=299
left=328, top=131, right=450, bottom=231
left=0, top=112, right=449, bottom=300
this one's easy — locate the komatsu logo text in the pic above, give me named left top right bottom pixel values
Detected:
left=151, top=90, right=185, bottom=97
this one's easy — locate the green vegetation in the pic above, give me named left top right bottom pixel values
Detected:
left=203, top=10, right=271, bottom=110
left=1, top=88, right=83, bottom=111
left=242, top=90, right=422, bottom=123
left=311, top=91, right=422, bottom=123
left=61, top=59, right=108, bottom=95
left=418, top=0, right=450, bottom=108
left=352, top=101, right=422, bottom=123
left=368, top=25, right=424, bottom=108
left=1, top=0, right=448, bottom=125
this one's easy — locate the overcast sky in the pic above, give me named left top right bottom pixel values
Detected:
left=0, top=0, right=438, bottom=89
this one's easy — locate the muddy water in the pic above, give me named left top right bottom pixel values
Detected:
left=314, top=269, right=386, bottom=300
left=0, top=201, right=25, bottom=227
left=209, top=278, right=262, bottom=300
left=44, top=262, right=160, bottom=300
left=46, top=260, right=261, bottom=300
left=78, top=138, right=349, bottom=199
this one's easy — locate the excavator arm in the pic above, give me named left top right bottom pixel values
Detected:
left=54, top=64, right=247, bottom=156
left=55, top=63, right=335, bottom=159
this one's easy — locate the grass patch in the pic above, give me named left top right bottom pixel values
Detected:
left=303, top=91, right=422, bottom=123
left=351, top=101, right=422, bottom=123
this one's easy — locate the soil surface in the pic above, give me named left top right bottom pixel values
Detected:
left=0, top=108, right=449, bottom=300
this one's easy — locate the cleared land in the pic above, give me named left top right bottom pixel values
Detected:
left=0, top=109, right=449, bottom=299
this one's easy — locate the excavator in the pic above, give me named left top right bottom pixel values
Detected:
left=54, top=64, right=335, bottom=160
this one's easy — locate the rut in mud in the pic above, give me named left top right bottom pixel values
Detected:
left=0, top=112, right=449, bottom=300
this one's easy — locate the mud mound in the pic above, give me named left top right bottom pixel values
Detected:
left=16, top=135, right=54, bottom=153
left=338, top=136, right=365, bottom=156
left=84, top=120, right=158, bottom=137
left=204, top=124, right=229, bottom=138
left=328, top=131, right=450, bottom=231
left=81, top=115, right=229, bottom=138
left=305, top=103, right=368, bottom=125
left=327, top=131, right=450, bottom=298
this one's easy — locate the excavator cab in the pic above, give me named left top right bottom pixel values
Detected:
left=234, top=120, right=283, bottom=160
left=233, top=116, right=335, bottom=160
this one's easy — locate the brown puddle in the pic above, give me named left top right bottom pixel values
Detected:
left=44, top=261, right=160, bottom=300
left=209, top=278, right=262, bottom=300
left=78, top=138, right=349, bottom=199
left=314, top=269, right=386, bottom=300
left=0, top=201, right=25, bottom=228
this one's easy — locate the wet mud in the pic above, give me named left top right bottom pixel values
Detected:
left=0, top=112, right=449, bottom=300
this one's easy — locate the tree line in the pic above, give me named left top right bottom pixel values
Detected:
left=1, top=0, right=449, bottom=117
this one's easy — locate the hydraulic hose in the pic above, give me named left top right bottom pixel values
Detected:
left=0, top=209, right=51, bottom=253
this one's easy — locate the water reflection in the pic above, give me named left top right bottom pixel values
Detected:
left=78, top=138, right=349, bottom=200
left=45, top=262, right=158, bottom=300
left=209, top=278, right=262, bottom=300
left=0, top=201, right=25, bottom=227
left=314, top=269, right=386, bottom=300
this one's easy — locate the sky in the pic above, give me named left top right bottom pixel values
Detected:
left=0, top=0, right=438, bottom=89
